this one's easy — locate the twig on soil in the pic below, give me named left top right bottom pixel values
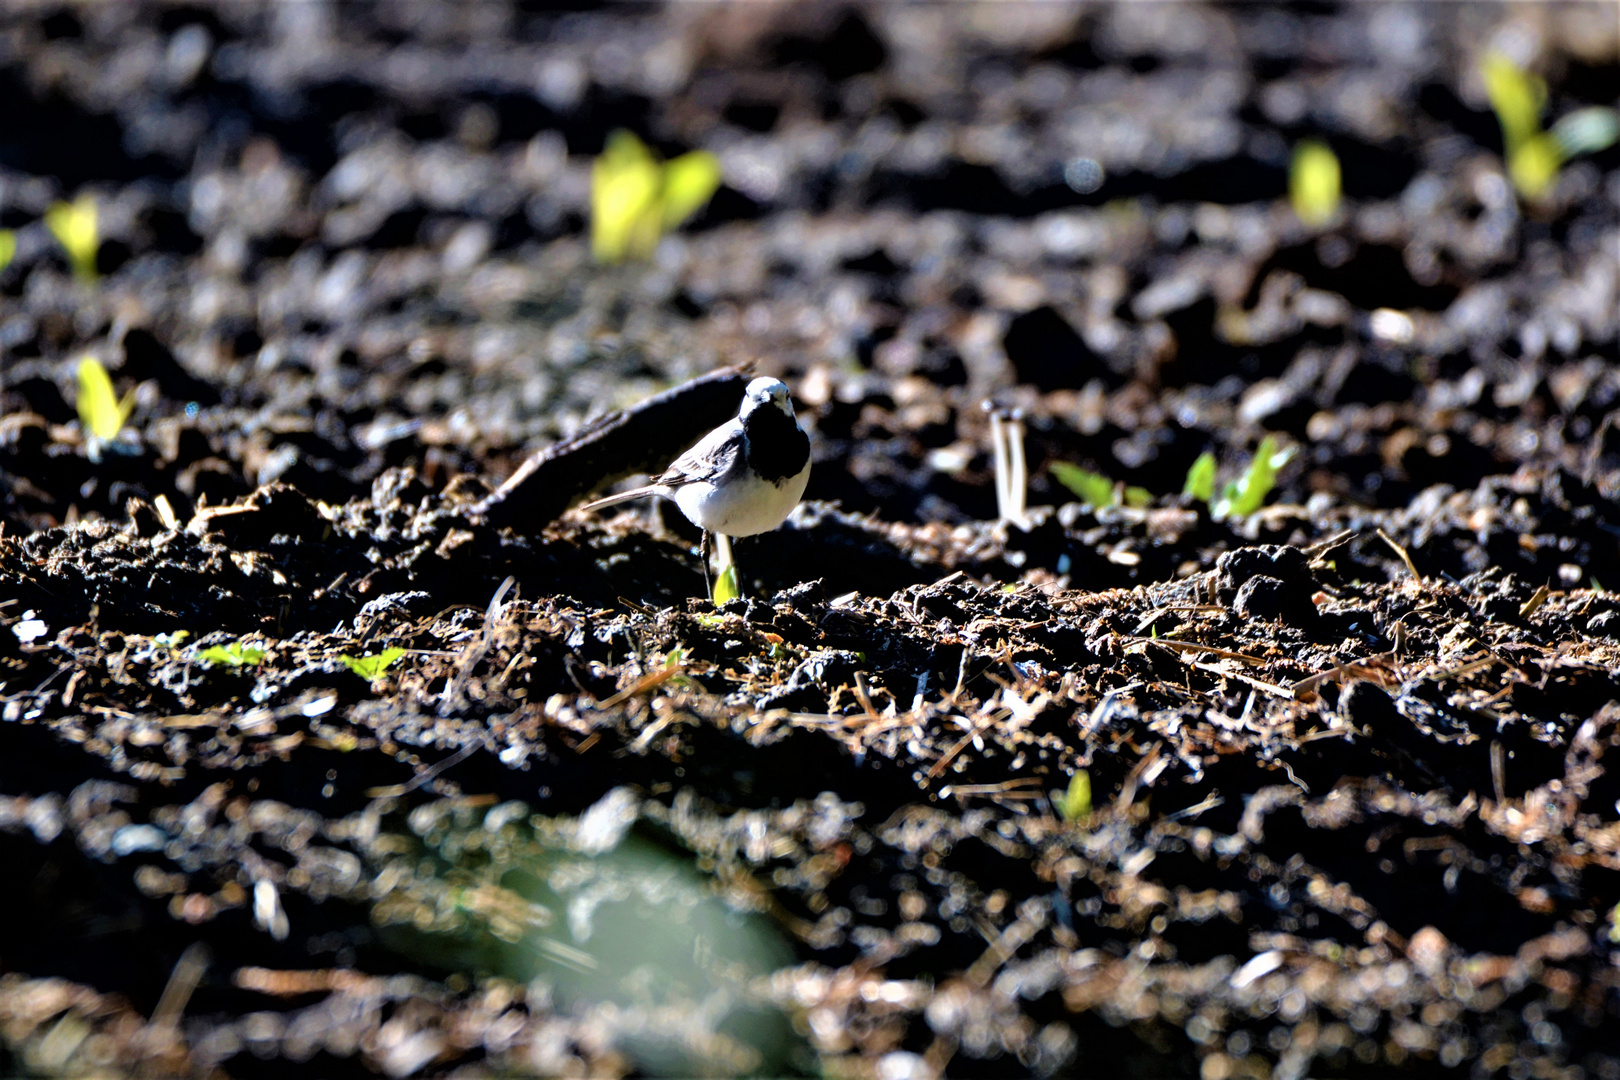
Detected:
left=1130, top=636, right=1270, bottom=666
left=1377, top=527, right=1421, bottom=581
left=365, top=741, right=478, bottom=798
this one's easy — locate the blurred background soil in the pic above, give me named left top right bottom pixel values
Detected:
left=0, top=3, right=1618, bottom=1078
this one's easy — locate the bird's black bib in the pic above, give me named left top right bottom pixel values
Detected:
left=744, top=405, right=810, bottom=484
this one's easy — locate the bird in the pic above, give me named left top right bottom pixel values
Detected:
left=579, top=376, right=811, bottom=594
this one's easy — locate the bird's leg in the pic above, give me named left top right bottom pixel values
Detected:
left=700, top=530, right=712, bottom=597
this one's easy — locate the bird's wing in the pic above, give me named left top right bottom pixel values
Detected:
left=655, top=417, right=743, bottom=487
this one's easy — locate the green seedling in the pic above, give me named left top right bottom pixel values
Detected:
left=1050, top=463, right=1151, bottom=510
left=712, top=563, right=741, bottom=605
left=1057, top=769, right=1092, bottom=822
left=591, top=130, right=722, bottom=264
left=340, top=647, right=406, bottom=680
left=76, top=356, right=136, bottom=447
left=45, top=193, right=99, bottom=282
left=198, top=640, right=266, bottom=667
left=1212, top=435, right=1294, bottom=520
left=1482, top=51, right=1620, bottom=200
left=1183, top=451, right=1217, bottom=502
left=154, top=631, right=190, bottom=650
left=1289, top=139, right=1341, bottom=227
left=0, top=229, right=15, bottom=272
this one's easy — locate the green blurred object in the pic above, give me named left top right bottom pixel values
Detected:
left=591, top=130, right=722, bottom=263
left=0, top=229, right=15, bottom=272
left=1482, top=51, right=1619, bottom=200
left=1212, top=435, right=1294, bottom=520
left=75, top=356, right=135, bottom=445
left=1183, top=451, right=1217, bottom=502
left=45, top=193, right=99, bottom=282
left=371, top=792, right=800, bottom=1076
left=340, top=647, right=406, bottom=679
left=1058, top=770, right=1092, bottom=822
left=711, top=563, right=740, bottom=604
left=1289, top=139, right=1341, bottom=227
left=1051, top=462, right=1119, bottom=509
left=197, top=640, right=266, bottom=667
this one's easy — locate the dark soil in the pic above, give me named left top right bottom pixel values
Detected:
left=1, top=3, right=1619, bottom=1078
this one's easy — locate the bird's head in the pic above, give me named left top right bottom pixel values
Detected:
left=741, top=377, right=795, bottom=419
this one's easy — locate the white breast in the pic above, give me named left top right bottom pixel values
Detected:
left=674, top=463, right=810, bottom=537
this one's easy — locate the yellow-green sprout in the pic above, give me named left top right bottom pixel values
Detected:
left=1482, top=51, right=1620, bottom=200
left=0, top=229, right=15, bottom=273
left=591, top=130, right=722, bottom=263
left=45, top=193, right=99, bottom=282
left=198, top=640, right=266, bottom=667
left=1212, top=435, right=1294, bottom=520
left=76, top=356, right=135, bottom=444
left=1050, top=463, right=1150, bottom=510
left=340, top=647, right=406, bottom=679
left=1289, top=139, right=1341, bottom=227
left=712, top=563, right=741, bottom=605
left=1183, top=451, right=1217, bottom=502
left=1058, top=769, right=1092, bottom=822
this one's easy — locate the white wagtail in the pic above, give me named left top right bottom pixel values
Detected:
left=580, top=377, right=811, bottom=592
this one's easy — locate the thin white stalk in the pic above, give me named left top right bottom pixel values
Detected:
left=1007, top=411, right=1027, bottom=526
left=989, top=408, right=1010, bottom=523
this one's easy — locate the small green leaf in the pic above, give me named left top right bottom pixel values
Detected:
left=1050, top=462, right=1117, bottom=509
left=659, top=150, right=723, bottom=230
left=45, top=193, right=99, bottom=282
left=1289, top=139, right=1341, bottom=227
left=0, top=229, right=15, bottom=272
left=1509, top=132, right=1563, bottom=199
left=1550, top=107, right=1620, bottom=160
left=76, top=356, right=136, bottom=442
left=591, top=131, right=662, bottom=264
left=1123, top=486, right=1153, bottom=509
left=711, top=563, right=741, bottom=605
left=198, top=640, right=266, bottom=667
left=154, top=630, right=190, bottom=650
left=1481, top=51, right=1545, bottom=156
left=340, top=647, right=406, bottom=679
left=1212, top=435, right=1294, bottom=519
left=1183, top=451, right=1217, bottom=502
left=590, top=131, right=722, bottom=264
left=1058, top=770, right=1092, bottom=822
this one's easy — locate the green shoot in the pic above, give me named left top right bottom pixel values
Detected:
left=591, top=130, right=722, bottom=264
left=1051, top=463, right=1118, bottom=509
left=1289, top=139, right=1341, bottom=227
left=712, top=564, right=740, bottom=605
left=1482, top=52, right=1619, bottom=200
left=45, top=193, right=99, bottom=282
left=1183, top=452, right=1217, bottom=502
left=0, top=229, right=15, bottom=272
left=1212, top=435, right=1294, bottom=520
left=198, top=640, right=266, bottom=667
left=1058, top=770, right=1092, bottom=822
left=154, top=631, right=190, bottom=650
left=340, top=647, right=406, bottom=679
left=76, top=356, right=136, bottom=443
left=1050, top=463, right=1153, bottom=511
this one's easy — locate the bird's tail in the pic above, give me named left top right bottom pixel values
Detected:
left=579, top=485, right=669, bottom=513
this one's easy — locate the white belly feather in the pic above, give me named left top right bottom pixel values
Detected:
left=674, top=464, right=810, bottom=536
